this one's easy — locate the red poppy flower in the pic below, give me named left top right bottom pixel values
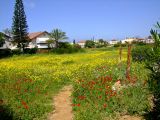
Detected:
left=103, top=103, right=107, bottom=108
left=77, top=103, right=80, bottom=107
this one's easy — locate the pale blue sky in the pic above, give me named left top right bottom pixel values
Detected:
left=0, top=0, right=160, bottom=41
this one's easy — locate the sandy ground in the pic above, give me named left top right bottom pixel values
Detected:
left=48, top=85, right=73, bottom=120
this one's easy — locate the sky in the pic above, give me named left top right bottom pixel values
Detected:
left=0, top=0, right=160, bottom=41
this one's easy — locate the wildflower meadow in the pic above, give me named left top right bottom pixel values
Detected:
left=0, top=48, right=151, bottom=120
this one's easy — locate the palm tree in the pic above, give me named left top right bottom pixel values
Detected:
left=50, top=29, right=68, bottom=48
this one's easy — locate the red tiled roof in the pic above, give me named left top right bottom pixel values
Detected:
left=28, top=31, right=48, bottom=40
left=78, top=40, right=86, bottom=43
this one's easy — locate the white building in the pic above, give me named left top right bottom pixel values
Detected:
left=145, top=36, right=154, bottom=44
left=121, top=38, right=137, bottom=44
left=121, top=37, right=154, bottom=44
left=0, top=32, right=15, bottom=49
left=109, top=40, right=118, bottom=45
left=28, top=31, right=52, bottom=49
left=77, top=40, right=86, bottom=48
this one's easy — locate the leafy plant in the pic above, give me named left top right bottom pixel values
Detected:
left=131, top=45, right=153, bottom=62
left=146, top=22, right=160, bottom=120
left=85, top=40, right=95, bottom=48
left=49, top=29, right=68, bottom=48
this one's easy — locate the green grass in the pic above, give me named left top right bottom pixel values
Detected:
left=0, top=48, right=151, bottom=120
left=72, top=62, right=151, bottom=120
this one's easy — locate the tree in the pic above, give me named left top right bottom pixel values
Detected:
left=85, top=40, right=95, bottom=48
left=0, top=33, right=5, bottom=47
left=96, top=39, right=108, bottom=48
left=146, top=22, right=160, bottom=119
left=46, top=39, right=54, bottom=49
left=49, top=29, right=68, bottom=48
left=99, top=39, right=104, bottom=45
left=12, top=0, right=29, bottom=52
left=3, top=28, right=12, bottom=37
left=73, top=39, right=76, bottom=44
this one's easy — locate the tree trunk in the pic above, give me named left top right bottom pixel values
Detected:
left=126, top=44, right=131, bottom=80
left=22, top=43, right=25, bottom=53
left=55, top=41, right=58, bottom=48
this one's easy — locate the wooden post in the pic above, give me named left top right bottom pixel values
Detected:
left=126, top=44, right=131, bottom=81
left=119, top=41, right=122, bottom=63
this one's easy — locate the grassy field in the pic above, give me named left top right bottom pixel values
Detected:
left=0, top=48, right=151, bottom=120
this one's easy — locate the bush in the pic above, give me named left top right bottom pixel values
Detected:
left=131, top=45, right=153, bottom=62
left=0, top=49, right=12, bottom=58
left=51, top=45, right=84, bottom=54
left=132, top=41, right=147, bottom=46
left=11, top=49, right=22, bottom=55
left=85, top=40, right=95, bottom=48
left=58, top=42, right=72, bottom=49
left=114, top=42, right=127, bottom=47
left=24, top=48, right=38, bottom=54
left=145, top=22, right=160, bottom=120
left=73, top=44, right=81, bottom=49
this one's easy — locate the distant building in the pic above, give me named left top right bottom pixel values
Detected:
left=0, top=32, right=15, bottom=49
left=109, top=39, right=118, bottom=45
left=121, top=36, right=154, bottom=44
left=121, top=38, right=137, bottom=44
left=28, top=31, right=52, bottom=49
left=145, top=36, right=154, bottom=44
left=77, top=40, right=86, bottom=48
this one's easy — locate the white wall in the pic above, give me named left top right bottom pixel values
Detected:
left=28, top=33, right=51, bottom=49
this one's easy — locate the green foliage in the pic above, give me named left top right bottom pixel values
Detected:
left=11, top=49, right=22, bottom=55
left=0, top=33, right=5, bottom=47
left=24, top=48, right=38, bottom=54
left=114, top=42, right=127, bottom=47
left=72, top=63, right=150, bottom=120
left=46, top=39, right=54, bottom=49
left=131, top=45, right=153, bottom=62
left=96, top=39, right=108, bottom=48
left=51, top=47, right=84, bottom=54
left=145, top=22, right=160, bottom=119
left=132, top=41, right=147, bottom=46
left=58, top=42, right=72, bottom=48
left=51, top=42, right=84, bottom=54
left=12, top=0, right=29, bottom=52
left=85, top=40, right=95, bottom=48
left=74, top=44, right=81, bottom=49
left=113, top=41, right=126, bottom=47
left=50, top=29, right=68, bottom=48
left=0, top=49, right=12, bottom=58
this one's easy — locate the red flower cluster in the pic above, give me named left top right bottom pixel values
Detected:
left=21, top=100, right=29, bottom=110
left=78, top=96, right=86, bottom=100
left=71, top=103, right=81, bottom=107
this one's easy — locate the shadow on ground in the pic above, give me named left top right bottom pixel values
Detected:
left=143, top=92, right=160, bottom=120
left=0, top=105, right=18, bottom=120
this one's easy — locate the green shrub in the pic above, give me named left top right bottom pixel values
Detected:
left=0, top=49, right=12, bottom=58
left=24, top=48, right=38, bottom=54
left=51, top=47, right=84, bottom=54
left=132, top=41, right=147, bottom=46
left=131, top=45, right=153, bottom=62
left=114, top=42, right=127, bottom=47
left=51, top=43, right=84, bottom=54
left=145, top=22, right=160, bottom=119
left=85, top=40, right=95, bottom=48
left=11, top=49, right=22, bottom=55
left=58, top=42, right=72, bottom=49
left=73, top=44, right=81, bottom=49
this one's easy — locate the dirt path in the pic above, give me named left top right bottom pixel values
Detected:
left=119, top=115, right=142, bottom=120
left=48, top=85, right=73, bottom=120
